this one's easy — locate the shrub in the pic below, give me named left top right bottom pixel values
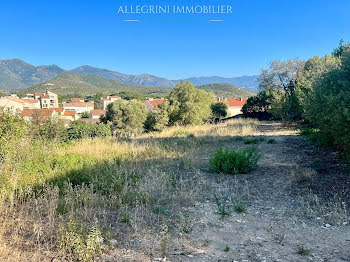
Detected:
left=66, top=121, right=111, bottom=140
left=209, top=147, right=259, bottom=174
left=57, top=219, right=103, bottom=261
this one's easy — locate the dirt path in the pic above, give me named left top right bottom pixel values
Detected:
left=167, top=122, right=350, bottom=262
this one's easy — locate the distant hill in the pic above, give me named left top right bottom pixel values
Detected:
left=179, top=75, right=259, bottom=91
left=0, top=59, right=63, bottom=91
left=24, top=71, right=172, bottom=96
left=196, top=83, right=255, bottom=98
left=0, top=58, right=259, bottom=93
left=71, top=65, right=175, bottom=87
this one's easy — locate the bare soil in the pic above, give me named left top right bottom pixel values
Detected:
left=103, top=122, right=350, bottom=262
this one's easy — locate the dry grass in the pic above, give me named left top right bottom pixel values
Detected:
left=1, top=118, right=348, bottom=261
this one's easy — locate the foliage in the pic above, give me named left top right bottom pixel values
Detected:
left=209, top=147, right=259, bottom=174
left=197, top=83, right=254, bottom=98
left=302, top=49, right=350, bottom=152
left=211, top=102, right=228, bottom=120
left=168, top=81, right=214, bottom=126
left=242, top=90, right=273, bottom=120
left=81, top=111, right=90, bottom=118
left=144, top=101, right=170, bottom=132
left=58, top=219, right=103, bottom=261
left=116, top=91, right=143, bottom=101
left=101, top=99, right=148, bottom=135
left=66, top=121, right=111, bottom=140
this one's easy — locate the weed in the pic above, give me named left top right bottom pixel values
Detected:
left=57, top=218, right=103, bottom=261
left=267, top=139, right=276, bottom=144
left=234, top=202, right=247, bottom=213
left=209, top=147, right=259, bottom=174
left=160, top=224, right=169, bottom=257
left=180, top=215, right=193, bottom=234
left=214, top=194, right=230, bottom=219
left=244, top=138, right=258, bottom=144
left=224, top=244, right=230, bottom=252
left=121, top=206, right=131, bottom=225
left=297, top=245, right=310, bottom=256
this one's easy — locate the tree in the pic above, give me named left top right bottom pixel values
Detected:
left=168, top=81, right=214, bottom=125
left=80, top=111, right=90, bottom=118
left=144, top=101, right=170, bottom=132
left=101, top=99, right=148, bottom=135
left=211, top=102, right=228, bottom=120
left=242, top=91, right=273, bottom=120
left=258, top=58, right=305, bottom=120
left=259, top=58, right=305, bottom=95
left=116, top=91, right=143, bottom=101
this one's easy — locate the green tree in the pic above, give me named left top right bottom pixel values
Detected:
left=101, top=99, right=148, bottom=135
left=168, top=81, right=214, bottom=126
left=211, top=102, right=228, bottom=120
left=117, top=91, right=143, bottom=101
left=81, top=111, right=90, bottom=118
left=242, top=90, right=273, bottom=120
left=144, top=101, right=170, bottom=131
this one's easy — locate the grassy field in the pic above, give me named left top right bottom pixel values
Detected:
left=0, top=119, right=349, bottom=261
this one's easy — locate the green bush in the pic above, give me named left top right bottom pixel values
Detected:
left=209, top=147, right=259, bottom=174
left=57, top=218, right=103, bottom=261
left=66, top=121, right=111, bottom=140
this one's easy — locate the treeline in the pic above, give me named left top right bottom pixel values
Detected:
left=243, top=40, right=350, bottom=153
left=100, top=81, right=228, bottom=135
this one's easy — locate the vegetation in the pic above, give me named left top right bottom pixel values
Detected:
left=168, top=81, right=214, bottom=125
left=101, top=99, right=148, bottom=135
left=209, top=147, right=259, bottom=174
left=242, top=90, right=273, bottom=120
left=211, top=102, right=228, bottom=120
left=25, top=71, right=172, bottom=96
left=196, top=83, right=254, bottom=98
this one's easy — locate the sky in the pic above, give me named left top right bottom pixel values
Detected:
left=1, top=0, right=350, bottom=79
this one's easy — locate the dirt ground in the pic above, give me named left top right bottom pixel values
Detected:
left=103, top=122, right=350, bottom=262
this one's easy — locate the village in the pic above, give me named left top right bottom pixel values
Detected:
left=0, top=90, right=248, bottom=126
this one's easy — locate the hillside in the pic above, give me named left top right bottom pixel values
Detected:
left=196, top=83, right=255, bottom=97
left=181, top=75, right=259, bottom=91
left=71, top=65, right=175, bottom=87
left=24, top=71, right=173, bottom=96
left=0, top=59, right=63, bottom=91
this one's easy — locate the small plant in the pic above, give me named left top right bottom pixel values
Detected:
left=234, top=202, right=247, bottom=213
left=224, top=244, right=230, bottom=252
left=57, top=219, right=103, bottom=261
left=180, top=215, right=193, bottom=234
left=267, top=139, right=276, bottom=144
left=297, top=245, right=310, bottom=256
left=160, top=224, right=169, bottom=257
left=172, top=129, right=190, bottom=137
left=209, top=147, right=259, bottom=174
left=121, top=206, right=131, bottom=225
left=233, top=136, right=244, bottom=141
left=258, top=137, right=265, bottom=141
left=214, top=194, right=230, bottom=219
left=243, top=138, right=258, bottom=144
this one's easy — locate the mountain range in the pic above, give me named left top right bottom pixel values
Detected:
left=0, top=58, right=259, bottom=92
left=24, top=71, right=254, bottom=98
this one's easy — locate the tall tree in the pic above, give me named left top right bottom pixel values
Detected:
left=168, top=81, right=214, bottom=125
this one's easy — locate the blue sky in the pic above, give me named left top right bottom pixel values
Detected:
left=1, top=0, right=349, bottom=79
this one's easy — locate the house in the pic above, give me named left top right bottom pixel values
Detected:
left=19, top=108, right=57, bottom=122
left=144, top=98, right=166, bottom=112
left=0, top=96, right=41, bottom=113
left=100, top=96, right=120, bottom=110
left=62, top=100, right=94, bottom=115
left=217, top=98, right=248, bottom=117
left=61, top=110, right=77, bottom=121
left=26, top=90, right=59, bottom=108
left=90, top=110, right=106, bottom=119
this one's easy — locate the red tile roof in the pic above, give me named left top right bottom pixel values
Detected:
left=51, top=107, right=64, bottom=112
left=70, top=98, right=84, bottom=103
left=149, top=99, right=166, bottom=107
left=20, top=109, right=54, bottom=117
left=79, top=118, right=101, bottom=124
left=63, top=110, right=76, bottom=116
left=21, top=99, right=39, bottom=104
left=225, top=98, right=248, bottom=107
left=90, top=110, right=106, bottom=116
left=2, top=96, right=24, bottom=104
